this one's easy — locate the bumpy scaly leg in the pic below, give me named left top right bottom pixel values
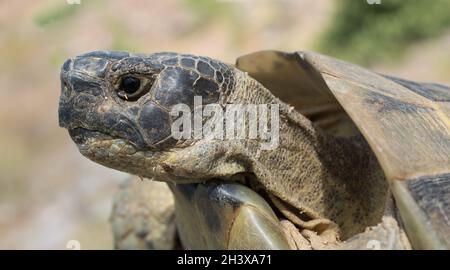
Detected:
left=270, top=194, right=341, bottom=249
left=277, top=193, right=411, bottom=250
left=280, top=220, right=311, bottom=250
left=110, top=177, right=178, bottom=250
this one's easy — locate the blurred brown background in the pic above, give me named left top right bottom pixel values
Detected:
left=0, top=0, right=449, bottom=249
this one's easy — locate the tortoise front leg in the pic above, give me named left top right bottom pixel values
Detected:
left=110, top=177, right=178, bottom=250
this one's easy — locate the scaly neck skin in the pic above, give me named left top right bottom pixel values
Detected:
left=228, top=71, right=388, bottom=238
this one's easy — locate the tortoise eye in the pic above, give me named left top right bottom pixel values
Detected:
left=117, top=75, right=150, bottom=101
left=121, top=76, right=140, bottom=94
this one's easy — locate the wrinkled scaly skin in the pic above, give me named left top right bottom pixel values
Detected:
left=59, top=51, right=407, bottom=249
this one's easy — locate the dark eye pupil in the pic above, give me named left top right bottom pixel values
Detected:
left=121, top=76, right=140, bottom=94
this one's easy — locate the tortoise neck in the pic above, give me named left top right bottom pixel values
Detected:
left=230, top=72, right=388, bottom=238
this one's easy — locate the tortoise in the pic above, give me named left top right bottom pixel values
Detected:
left=58, top=50, right=450, bottom=250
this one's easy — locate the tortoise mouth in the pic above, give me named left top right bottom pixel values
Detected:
left=68, top=127, right=114, bottom=146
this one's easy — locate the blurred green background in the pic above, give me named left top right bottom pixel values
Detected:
left=0, top=0, right=449, bottom=249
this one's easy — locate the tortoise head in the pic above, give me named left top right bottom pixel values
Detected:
left=58, top=51, right=241, bottom=182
